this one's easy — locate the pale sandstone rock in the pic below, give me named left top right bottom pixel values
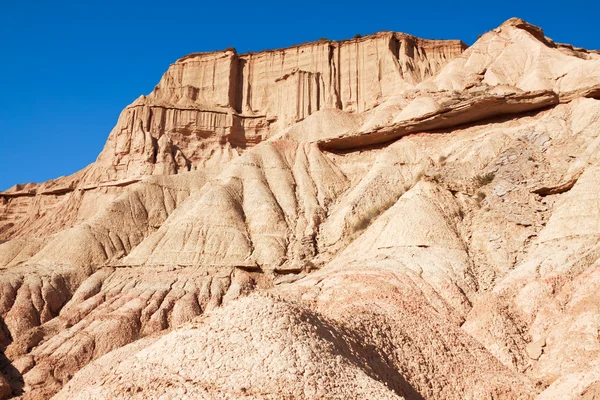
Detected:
left=122, top=140, right=349, bottom=271
left=423, top=18, right=600, bottom=93
left=536, top=358, right=600, bottom=400
left=14, top=266, right=257, bottom=398
left=54, top=294, right=404, bottom=400
left=84, top=32, right=466, bottom=185
left=1, top=18, right=600, bottom=400
left=317, top=89, right=560, bottom=149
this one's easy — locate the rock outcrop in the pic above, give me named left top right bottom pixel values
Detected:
left=2, top=17, right=600, bottom=400
left=87, top=32, right=466, bottom=184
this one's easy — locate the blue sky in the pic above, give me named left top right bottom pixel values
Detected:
left=1, top=0, right=598, bottom=190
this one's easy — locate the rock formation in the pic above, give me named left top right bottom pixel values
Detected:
left=1, top=18, right=600, bottom=399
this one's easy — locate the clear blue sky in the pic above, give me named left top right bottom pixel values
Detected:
left=1, top=1, right=598, bottom=191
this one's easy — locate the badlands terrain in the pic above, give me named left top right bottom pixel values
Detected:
left=1, top=17, right=600, bottom=399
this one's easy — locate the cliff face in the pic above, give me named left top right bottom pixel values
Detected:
left=90, top=32, right=466, bottom=183
left=4, top=19, right=600, bottom=400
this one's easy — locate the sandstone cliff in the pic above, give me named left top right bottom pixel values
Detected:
left=89, top=32, right=466, bottom=183
left=2, top=18, right=600, bottom=400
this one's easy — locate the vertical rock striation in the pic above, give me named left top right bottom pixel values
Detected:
left=90, top=32, right=466, bottom=183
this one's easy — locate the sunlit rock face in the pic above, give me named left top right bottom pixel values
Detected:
left=2, top=18, right=600, bottom=400
left=90, top=31, right=466, bottom=183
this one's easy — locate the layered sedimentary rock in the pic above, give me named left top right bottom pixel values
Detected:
left=2, top=17, right=600, bottom=400
left=87, top=32, right=466, bottom=183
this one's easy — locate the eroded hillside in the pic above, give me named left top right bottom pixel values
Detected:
left=1, top=18, right=600, bottom=399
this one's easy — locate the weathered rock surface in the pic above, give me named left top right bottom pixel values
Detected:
left=2, top=17, right=600, bottom=400
left=85, top=32, right=466, bottom=185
